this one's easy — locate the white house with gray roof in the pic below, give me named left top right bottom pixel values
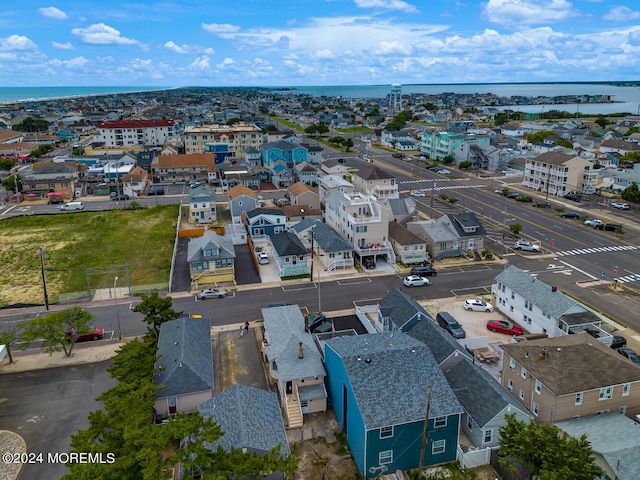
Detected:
left=154, top=316, right=214, bottom=418
left=261, top=305, right=327, bottom=428
left=292, top=219, right=354, bottom=271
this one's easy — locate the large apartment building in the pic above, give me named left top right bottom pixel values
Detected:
left=184, top=123, right=262, bottom=158
left=522, top=151, right=599, bottom=196
left=95, top=119, right=175, bottom=148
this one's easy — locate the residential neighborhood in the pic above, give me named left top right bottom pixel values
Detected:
left=2, top=84, right=640, bottom=479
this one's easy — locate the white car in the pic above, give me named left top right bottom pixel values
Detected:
left=514, top=240, right=541, bottom=252
left=464, top=298, right=494, bottom=312
left=257, top=252, right=269, bottom=264
left=612, top=202, right=630, bottom=210
left=403, top=275, right=430, bottom=287
left=436, top=169, right=451, bottom=175
left=196, top=288, right=227, bottom=300
left=410, top=190, right=426, bottom=197
left=584, top=219, right=603, bottom=227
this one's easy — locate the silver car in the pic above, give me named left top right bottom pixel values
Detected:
left=196, top=288, right=227, bottom=300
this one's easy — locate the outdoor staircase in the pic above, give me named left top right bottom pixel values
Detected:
left=286, top=396, right=303, bottom=429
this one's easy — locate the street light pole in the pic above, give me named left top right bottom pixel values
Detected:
left=39, top=247, right=49, bottom=310
left=114, top=276, right=122, bottom=343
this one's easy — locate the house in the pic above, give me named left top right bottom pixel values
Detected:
left=282, top=204, right=322, bottom=228
left=293, top=161, right=318, bottom=185
left=153, top=153, right=217, bottom=184
left=192, top=384, right=291, bottom=480
left=261, top=305, right=327, bottom=428
left=318, top=174, right=354, bottom=207
left=324, top=332, right=463, bottom=477
left=187, top=230, right=236, bottom=287
left=188, top=184, right=217, bottom=224
left=245, top=208, right=287, bottom=239
left=385, top=197, right=417, bottom=223
left=500, top=334, right=640, bottom=424
left=599, top=139, right=640, bottom=156
left=120, top=166, right=148, bottom=197
left=270, top=230, right=310, bottom=278
left=555, top=414, right=640, bottom=480
left=154, top=316, right=214, bottom=418
left=319, top=159, right=348, bottom=178
left=521, top=151, right=598, bottom=196
left=421, top=131, right=491, bottom=161
left=287, top=181, right=320, bottom=210
left=494, top=266, right=617, bottom=341
left=407, top=212, right=487, bottom=260
left=388, top=221, right=428, bottom=265
left=352, top=165, right=399, bottom=201
left=22, top=161, right=79, bottom=200
left=324, top=191, right=395, bottom=267
left=292, top=219, right=355, bottom=271
left=184, top=123, right=262, bottom=158
left=260, top=139, right=308, bottom=168
left=227, top=185, right=258, bottom=224
left=270, top=160, right=295, bottom=188
left=95, top=119, right=175, bottom=148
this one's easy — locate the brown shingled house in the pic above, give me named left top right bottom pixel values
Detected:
left=500, top=333, right=640, bottom=424
left=152, top=153, right=216, bottom=184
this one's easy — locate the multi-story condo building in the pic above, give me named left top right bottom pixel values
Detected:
left=522, top=151, right=598, bottom=196
left=421, top=131, right=490, bottom=161
left=95, top=119, right=175, bottom=148
left=351, top=165, right=398, bottom=201
left=184, top=123, right=262, bottom=158
left=324, top=191, right=395, bottom=266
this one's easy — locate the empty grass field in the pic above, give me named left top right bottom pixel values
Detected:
left=0, top=205, right=179, bottom=306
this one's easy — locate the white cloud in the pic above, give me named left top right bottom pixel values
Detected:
left=217, top=57, right=235, bottom=68
left=49, top=56, right=89, bottom=68
left=483, top=0, right=575, bottom=26
left=603, top=6, right=640, bottom=22
left=375, top=39, right=413, bottom=55
left=163, top=41, right=214, bottom=55
left=38, top=6, right=68, bottom=20
left=188, top=56, right=212, bottom=70
left=71, top=23, right=140, bottom=46
left=312, top=49, right=336, bottom=59
left=201, top=23, right=241, bottom=34
left=0, top=35, right=38, bottom=51
left=354, top=0, right=419, bottom=14
left=52, top=41, right=74, bottom=50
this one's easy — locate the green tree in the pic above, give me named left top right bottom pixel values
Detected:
left=131, top=292, right=182, bottom=337
left=621, top=182, right=640, bottom=202
left=499, top=413, right=603, bottom=480
left=442, top=155, right=454, bottom=165
left=509, top=223, right=523, bottom=236
left=343, top=138, right=354, bottom=152
left=0, top=158, right=14, bottom=171
left=12, top=117, right=49, bottom=133
left=554, top=139, right=573, bottom=149
left=328, top=136, right=345, bottom=146
left=226, top=117, right=243, bottom=125
left=525, top=130, right=556, bottom=143
left=594, top=115, right=609, bottom=128
left=1, top=174, right=22, bottom=193
left=458, top=160, right=472, bottom=169
left=20, top=306, right=94, bottom=357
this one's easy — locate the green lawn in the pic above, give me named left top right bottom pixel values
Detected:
left=0, top=205, right=179, bottom=306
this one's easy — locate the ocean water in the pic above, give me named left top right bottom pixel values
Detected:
left=1, top=83, right=639, bottom=115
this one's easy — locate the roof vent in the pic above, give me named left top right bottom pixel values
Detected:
left=357, top=355, right=361, bottom=361
left=551, top=285, right=558, bottom=292
left=365, top=357, right=372, bottom=364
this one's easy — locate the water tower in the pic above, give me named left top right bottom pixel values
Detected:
left=390, top=83, right=402, bottom=114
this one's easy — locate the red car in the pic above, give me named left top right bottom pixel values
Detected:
left=487, top=320, right=523, bottom=335
left=65, top=326, right=104, bottom=342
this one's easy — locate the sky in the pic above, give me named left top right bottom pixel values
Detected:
left=1, top=0, right=640, bottom=87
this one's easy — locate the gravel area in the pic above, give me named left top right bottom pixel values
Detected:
left=0, top=430, right=26, bottom=480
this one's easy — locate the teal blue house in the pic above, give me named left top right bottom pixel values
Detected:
left=324, top=332, right=463, bottom=477
left=260, top=140, right=308, bottom=168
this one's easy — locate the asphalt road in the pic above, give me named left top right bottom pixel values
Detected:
left=0, top=360, right=115, bottom=480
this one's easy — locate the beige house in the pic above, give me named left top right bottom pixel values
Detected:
left=388, top=221, right=428, bottom=265
left=153, top=153, right=216, bottom=184
left=501, top=334, right=640, bottom=424
left=522, top=151, right=599, bottom=196
left=352, top=164, right=399, bottom=201
left=287, top=181, right=320, bottom=210
left=188, top=184, right=217, bottom=224
left=121, top=166, right=148, bottom=197
left=324, top=191, right=395, bottom=266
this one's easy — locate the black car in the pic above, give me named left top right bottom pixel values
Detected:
left=362, top=256, right=376, bottom=269
left=112, top=194, right=130, bottom=201
left=595, top=223, right=619, bottom=231
left=516, top=195, right=533, bottom=202
left=610, top=334, right=627, bottom=349
left=506, top=191, right=520, bottom=198
left=619, top=347, right=640, bottom=365
left=410, top=265, right=438, bottom=276
left=148, top=187, right=165, bottom=195
left=392, top=153, right=404, bottom=158
left=564, top=193, right=582, bottom=202
left=48, top=197, right=64, bottom=204
left=560, top=212, right=580, bottom=218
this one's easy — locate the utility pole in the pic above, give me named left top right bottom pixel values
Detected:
left=114, top=276, right=123, bottom=343
left=39, top=247, right=49, bottom=310
left=419, top=386, right=432, bottom=469
left=310, top=227, right=314, bottom=283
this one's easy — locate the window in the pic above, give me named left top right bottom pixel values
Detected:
left=519, top=389, right=524, bottom=400
left=521, top=367, right=527, bottom=379
left=623, top=383, right=630, bottom=396
left=599, top=387, right=613, bottom=400
left=596, top=409, right=610, bottom=415
left=535, top=380, right=542, bottom=394
left=508, top=379, right=513, bottom=391
left=434, top=416, right=447, bottom=428
left=575, top=392, right=583, bottom=405
left=380, top=426, right=393, bottom=439
left=619, top=405, right=627, bottom=415
left=379, top=450, right=393, bottom=464
left=483, top=429, right=493, bottom=444
left=432, top=440, right=446, bottom=455
left=509, top=358, right=515, bottom=370
left=532, top=402, right=539, bottom=416
left=467, top=416, right=473, bottom=430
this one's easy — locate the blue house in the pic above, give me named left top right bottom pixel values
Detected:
left=324, top=332, right=463, bottom=477
left=260, top=139, right=308, bottom=168
left=245, top=207, right=287, bottom=239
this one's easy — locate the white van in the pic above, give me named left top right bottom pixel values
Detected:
left=61, top=202, right=84, bottom=211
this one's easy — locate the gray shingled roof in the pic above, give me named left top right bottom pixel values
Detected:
left=355, top=164, right=394, bottom=180
left=155, top=316, right=213, bottom=397
left=501, top=333, right=640, bottom=395
left=325, top=332, right=463, bottom=429
left=444, top=358, right=529, bottom=427
left=411, top=220, right=458, bottom=242
left=495, top=266, right=579, bottom=319
left=271, top=231, right=308, bottom=257
left=556, top=414, right=640, bottom=480
left=310, top=222, right=352, bottom=253
left=262, top=305, right=326, bottom=382
left=379, top=288, right=430, bottom=332
left=388, top=221, right=424, bottom=246
left=386, top=198, right=414, bottom=217
left=531, top=151, right=576, bottom=165
left=188, top=184, right=216, bottom=201
left=444, top=212, right=487, bottom=238
left=187, top=230, right=236, bottom=263
left=246, top=207, right=285, bottom=219
left=198, top=384, right=290, bottom=455
left=405, top=315, right=471, bottom=364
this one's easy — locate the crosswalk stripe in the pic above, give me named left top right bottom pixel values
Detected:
left=556, top=245, right=638, bottom=257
